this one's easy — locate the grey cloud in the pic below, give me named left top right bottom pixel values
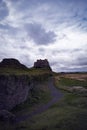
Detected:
left=0, top=0, right=8, bottom=20
left=65, top=54, right=87, bottom=72
left=59, top=66, right=87, bottom=72
left=25, top=23, right=56, bottom=45
left=0, top=24, right=21, bottom=37
left=75, top=55, right=87, bottom=66
left=49, top=48, right=87, bottom=72
left=18, top=54, right=33, bottom=67
left=0, top=0, right=87, bottom=72
left=52, top=62, right=87, bottom=72
left=3, top=0, right=87, bottom=33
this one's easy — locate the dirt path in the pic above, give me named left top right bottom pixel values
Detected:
left=15, top=78, right=63, bottom=123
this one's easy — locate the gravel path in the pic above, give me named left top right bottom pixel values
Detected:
left=15, top=78, right=63, bottom=123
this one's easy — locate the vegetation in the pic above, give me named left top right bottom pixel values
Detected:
left=57, top=77, right=87, bottom=87
left=13, top=73, right=87, bottom=130
left=0, top=67, right=52, bottom=76
left=11, top=80, right=51, bottom=115
left=14, top=92, right=87, bottom=130
left=0, top=73, right=87, bottom=130
left=54, top=74, right=87, bottom=92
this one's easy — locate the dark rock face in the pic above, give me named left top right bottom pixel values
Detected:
left=0, top=109, right=16, bottom=122
left=0, top=75, right=31, bottom=110
left=34, top=59, right=52, bottom=70
left=0, top=58, right=27, bottom=69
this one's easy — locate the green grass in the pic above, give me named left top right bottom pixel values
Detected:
left=0, top=67, right=52, bottom=76
left=0, top=78, right=52, bottom=130
left=13, top=75, right=87, bottom=130
left=0, top=67, right=52, bottom=130
left=54, top=76, right=87, bottom=93
left=15, top=92, right=87, bottom=130
left=1, top=73, right=87, bottom=130
left=1, top=88, right=87, bottom=130
left=58, top=77, right=87, bottom=87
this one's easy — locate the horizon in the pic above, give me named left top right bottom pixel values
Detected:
left=0, top=0, right=87, bottom=72
left=0, top=57, right=87, bottom=73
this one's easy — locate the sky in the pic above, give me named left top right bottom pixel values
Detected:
left=0, top=0, right=87, bottom=72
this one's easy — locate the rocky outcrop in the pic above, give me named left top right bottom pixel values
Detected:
left=0, top=75, right=31, bottom=110
left=0, top=58, right=27, bottom=69
left=0, top=58, right=52, bottom=111
left=34, top=59, right=52, bottom=70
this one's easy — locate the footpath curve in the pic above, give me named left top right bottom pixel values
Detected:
left=15, top=78, right=63, bottom=123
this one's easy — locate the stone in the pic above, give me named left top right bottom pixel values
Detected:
left=34, top=59, right=52, bottom=70
left=0, top=75, right=31, bottom=110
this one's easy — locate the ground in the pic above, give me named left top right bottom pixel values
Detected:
left=0, top=73, right=87, bottom=130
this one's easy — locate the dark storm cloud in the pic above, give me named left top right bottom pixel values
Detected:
left=25, top=23, right=56, bottom=45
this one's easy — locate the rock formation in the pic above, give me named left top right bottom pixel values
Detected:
left=0, top=58, right=27, bottom=69
left=34, top=59, right=52, bottom=70
left=0, top=58, right=52, bottom=111
left=0, top=75, right=31, bottom=110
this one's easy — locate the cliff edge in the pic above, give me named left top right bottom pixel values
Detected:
left=0, top=58, right=52, bottom=111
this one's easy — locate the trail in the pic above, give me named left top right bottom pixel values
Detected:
left=15, top=78, right=63, bottom=123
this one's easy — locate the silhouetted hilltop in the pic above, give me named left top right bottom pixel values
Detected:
left=0, top=58, right=27, bottom=69
left=34, top=59, right=52, bottom=71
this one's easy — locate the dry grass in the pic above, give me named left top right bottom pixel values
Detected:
left=60, top=73, right=87, bottom=81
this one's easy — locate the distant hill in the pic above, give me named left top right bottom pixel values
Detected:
left=0, top=58, right=27, bottom=69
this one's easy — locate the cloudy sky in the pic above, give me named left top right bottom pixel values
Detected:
left=0, top=0, right=87, bottom=72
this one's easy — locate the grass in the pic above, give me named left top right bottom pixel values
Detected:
left=0, top=67, right=52, bottom=76
left=0, top=73, right=87, bottom=130
left=13, top=74, right=87, bottom=130
left=0, top=67, right=52, bottom=129
left=11, top=80, right=51, bottom=115
left=14, top=92, right=87, bottom=130
left=0, top=77, right=52, bottom=130
left=54, top=74, right=87, bottom=93
left=56, top=77, right=87, bottom=87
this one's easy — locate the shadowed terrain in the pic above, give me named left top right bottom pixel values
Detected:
left=0, top=59, right=87, bottom=130
left=15, top=78, right=63, bottom=123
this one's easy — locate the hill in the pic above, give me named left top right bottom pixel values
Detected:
left=0, top=58, right=52, bottom=110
